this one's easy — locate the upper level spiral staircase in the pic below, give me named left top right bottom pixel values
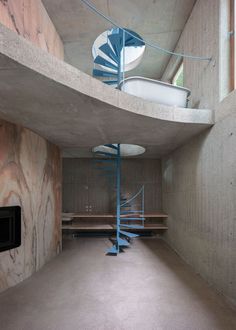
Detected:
left=92, top=28, right=145, bottom=87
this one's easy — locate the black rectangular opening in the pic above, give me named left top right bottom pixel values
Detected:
left=0, top=206, right=21, bottom=252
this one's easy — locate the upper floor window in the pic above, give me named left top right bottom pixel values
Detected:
left=230, top=0, right=236, bottom=90
left=172, top=62, right=184, bottom=87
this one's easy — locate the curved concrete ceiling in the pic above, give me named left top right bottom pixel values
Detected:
left=42, top=0, right=196, bottom=79
left=0, top=25, right=213, bottom=158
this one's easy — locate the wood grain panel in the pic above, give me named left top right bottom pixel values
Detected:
left=0, top=119, right=61, bottom=292
left=0, top=0, right=64, bottom=59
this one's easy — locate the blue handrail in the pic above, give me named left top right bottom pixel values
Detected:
left=121, top=186, right=144, bottom=207
left=81, top=0, right=212, bottom=61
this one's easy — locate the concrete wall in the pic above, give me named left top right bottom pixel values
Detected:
left=63, top=158, right=162, bottom=213
left=162, top=93, right=236, bottom=306
left=162, top=0, right=220, bottom=110
left=0, top=0, right=64, bottom=59
left=0, top=120, right=61, bottom=293
left=162, top=0, right=236, bottom=306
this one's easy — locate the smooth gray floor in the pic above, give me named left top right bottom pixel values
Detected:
left=0, top=237, right=235, bottom=330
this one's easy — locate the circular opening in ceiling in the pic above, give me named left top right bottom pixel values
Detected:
left=92, top=144, right=146, bottom=157
left=92, top=28, right=145, bottom=72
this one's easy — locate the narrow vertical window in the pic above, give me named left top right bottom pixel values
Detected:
left=230, top=0, right=235, bottom=91
left=172, top=62, right=184, bottom=87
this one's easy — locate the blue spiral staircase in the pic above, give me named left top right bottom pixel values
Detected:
left=93, top=144, right=145, bottom=255
left=93, top=28, right=145, bottom=86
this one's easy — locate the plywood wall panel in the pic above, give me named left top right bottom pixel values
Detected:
left=0, top=119, right=61, bottom=293
left=0, top=0, right=64, bottom=59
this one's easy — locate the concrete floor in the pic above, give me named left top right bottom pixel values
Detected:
left=0, top=238, right=235, bottom=330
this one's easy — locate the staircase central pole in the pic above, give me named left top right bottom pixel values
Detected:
left=122, top=29, right=125, bottom=83
left=116, top=144, right=121, bottom=251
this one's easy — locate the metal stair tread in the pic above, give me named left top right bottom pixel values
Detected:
left=106, top=245, right=119, bottom=254
left=120, top=224, right=144, bottom=229
left=94, top=55, right=118, bottom=70
left=117, top=237, right=129, bottom=247
left=120, top=230, right=139, bottom=238
left=120, top=217, right=145, bottom=221
left=99, top=43, right=119, bottom=64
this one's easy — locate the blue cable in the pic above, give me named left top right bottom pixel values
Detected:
left=80, top=0, right=212, bottom=61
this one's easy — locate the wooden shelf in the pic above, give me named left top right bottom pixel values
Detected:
left=62, top=213, right=168, bottom=233
left=141, top=224, right=168, bottom=230
left=112, top=224, right=168, bottom=231
left=62, top=213, right=168, bottom=219
left=62, top=224, right=114, bottom=231
left=143, top=213, right=168, bottom=218
left=62, top=223, right=168, bottom=231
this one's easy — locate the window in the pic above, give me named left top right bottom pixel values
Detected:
left=172, top=62, right=184, bottom=87
left=230, top=0, right=236, bottom=90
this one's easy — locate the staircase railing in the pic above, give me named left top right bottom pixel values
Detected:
left=81, top=0, right=211, bottom=62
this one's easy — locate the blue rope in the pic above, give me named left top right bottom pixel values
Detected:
left=80, top=0, right=212, bottom=61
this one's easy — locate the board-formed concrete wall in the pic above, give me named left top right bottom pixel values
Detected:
left=162, top=0, right=219, bottom=110
left=162, top=103, right=236, bottom=306
left=0, top=0, right=64, bottom=59
left=0, top=120, right=61, bottom=292
left=63, top=158, right=162, bottom=214
left=162, top=0, right=236, bottom=306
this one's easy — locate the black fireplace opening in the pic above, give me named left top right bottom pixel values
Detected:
left=0, top=206, right=21, bottom=252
